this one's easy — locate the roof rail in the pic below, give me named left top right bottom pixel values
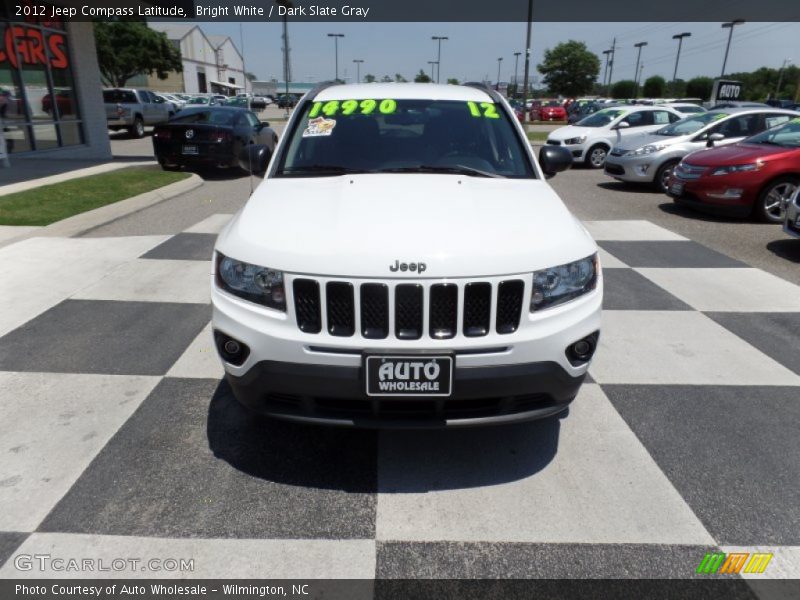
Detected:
left=462, top=81, right=503, bottom=103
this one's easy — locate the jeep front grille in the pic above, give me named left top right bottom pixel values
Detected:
left=291, top=276, right=527, bottom=341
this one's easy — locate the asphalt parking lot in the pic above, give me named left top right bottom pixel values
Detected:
left=0, top=133, right=799, bottom=582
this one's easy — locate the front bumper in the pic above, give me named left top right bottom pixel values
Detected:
left=546, top=141, right=585, bottom=162
left=667, top=176, right=756, bottom=218
left=604, top=155, right=656, bottom=183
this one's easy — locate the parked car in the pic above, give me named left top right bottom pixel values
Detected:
left=155, top=93, right=182, bottom=114
left=210, top=82, right=601, bottom=427
left=277, top=94, right=298, bottom=108
left=666, top=117, right=800, bottom=222
left=665, top=102, right=707, bottom=115
left=186, top=96, right=215, bottom=106
left=152, top=106, right=278, bottom=172
left=159, top=93, right=187, bottom=110
left=103, top=88, right=173, bottom=138
left=547, top=105, right=683, bottom=168
left=212, top=94, right=229, bottom=103
left=710, top=101, right=769, bottom=109
left=567, top=102, right=602, bottom=124
left=784, top=187, right=800, bottom=238
left=604, top=108, right=798, bottom=192
left=41, top=89, right=76, bottom=116
left=537, top=100, right=567, bottom=121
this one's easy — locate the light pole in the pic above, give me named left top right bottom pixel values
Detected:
left=720, top=20, right=744, bottom=77
left=496, top=57, right=503, bottom=90
left=671, top=32, right=691, bottom=88
left=431, top=36, right=448, bottom=83
left=521, top=0, right=533, bottom=120
left=512, top=51, right=521, bottom=97
left=353, top=59, right=364, bottom=84
left=327, top=33, right=344, bottom=82
left=602, top=49, right=612, bottom=92
left=633, top=41, right=647, bottom=97
left=776, top=58, right=792, bottom=98
left=427, top=61, right=438, bottom=81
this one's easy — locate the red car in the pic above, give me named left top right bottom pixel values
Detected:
left=535, top=100, right=567, bottom=122
left=667, top=118, right=800, bottom=222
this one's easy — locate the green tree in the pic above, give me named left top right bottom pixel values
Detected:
left=395, top=73, right=408, bottom=82
left=666, top=79, right=687, bottom=98
left=245, top=71, right=257, bottom=82
left=447, top=77, right=459, bottom=85
left=364, top=74, right=376, bottom=83
left=381, top=75, right=393, bottom=82
left=686, top=77, right=714, bottom=101
left=94, top=20, right=182, bottom=87
left=611, top=79, right=636, bottom=99
left=414, top=69, right=431, bottom=83
left=537, top=40, right=600, bottom=97
left=642, top=75, right=666, bottom=98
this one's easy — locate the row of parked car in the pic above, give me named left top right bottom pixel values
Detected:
left=545, top=103, right=800, bottom=236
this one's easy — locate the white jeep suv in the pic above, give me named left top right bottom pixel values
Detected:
left=211, top=83, right=602, bottom=427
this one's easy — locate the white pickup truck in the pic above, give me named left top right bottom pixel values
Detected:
left=211, top=82, right=602, bottom=428
left=103, top=88, right=173, bottom=138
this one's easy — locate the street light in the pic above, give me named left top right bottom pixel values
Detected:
left=671, top=32, right=691, bottom=85
left=633, top=41, right=647, bottom=97
left=776, top=58, right=792, bottom=98
left=353, top=59, right=364, bottom=84
left=602, top=49, right=612, bottom=92
left=427, top=61, right=438, bottom=81
left=720, top=20, right=745, bottom=77
left=512, top=51, right=521, bottom=97
left=327, top=33, right=345, bottom=81
left=431, top=36, right=448, bottom=83
left=496, top=57, right=503, bottom=90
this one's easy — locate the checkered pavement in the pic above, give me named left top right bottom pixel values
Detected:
left=0, top=216, right=798, bottom=581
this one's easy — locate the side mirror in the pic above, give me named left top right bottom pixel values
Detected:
left=258, top=121, right=270, bottom=129
left=707, top=132, right=724, bottom=147
left=238, top=144, right=272, bottom=177
left=612, top=121, right=630, bottom=130
left=539, top=145, right=573, bottom=178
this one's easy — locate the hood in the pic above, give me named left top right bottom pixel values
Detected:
left=548, top=124, right=597, bottom=140
left=217, top=174, right=595, bottom=278
left=684, top=142, right=796, bottom=166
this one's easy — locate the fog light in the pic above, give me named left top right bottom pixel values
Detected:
left=635, top=164, right=650, bottom=176
left=566, top=331, right=599, bottom=366
left=214, top=331, right=250, bottom=366
left=707, top=188, right=743, bottom=200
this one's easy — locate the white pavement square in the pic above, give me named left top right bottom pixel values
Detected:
left=0, top=236, right=168, bottom=337
left=72, top=259, right=212, bottom=304
left=597, top=247, right=628, bottom=269
left=0, top=372, right=159, bottom=532
left=590, top=311, right=800, bottom=385
left=1, top=533, right=376, bottom=579
left=183, top=213, right=234, bottom=234
left=376, top=384, right=714, bottom=545
left=582, top=220, right=688, bottom=241
left=637, top=268, right=800, bottom=312
left=167, top=323, right=225, bottom=379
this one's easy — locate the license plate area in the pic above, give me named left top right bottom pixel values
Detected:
left=182, top=144, right=199, bottom=155
left=670, top=181, right=684, bottom=196
left=365, top=355, right=453, bottom=397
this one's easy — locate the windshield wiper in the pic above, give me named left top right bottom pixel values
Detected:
left=279, top=165, right=375, bottom=176
left=379, top=165, right=505, bottom=178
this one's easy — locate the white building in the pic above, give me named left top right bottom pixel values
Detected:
left=142, top=24, right=249, bottom=95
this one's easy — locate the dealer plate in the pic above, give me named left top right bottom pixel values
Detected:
left=182, top=144, right=199, bottom=155
left=670, top=181, right=684, bottom=196
left=365, top=355, right=453, bottom=397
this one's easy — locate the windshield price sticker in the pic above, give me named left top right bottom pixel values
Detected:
left=308, top=99, right=397, bottom=118
left=302, top=117, right=337, bottom=137
left=466, top=101, right=500, bottom=118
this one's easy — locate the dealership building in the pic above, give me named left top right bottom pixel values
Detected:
left=0, top=3, right=112, bottom=163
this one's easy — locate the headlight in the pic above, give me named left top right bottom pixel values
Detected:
left=711, top=162, right=763, bottom=176
left=215, top=253, right=286, bottom=311
left=531, top=254, right=598, bottom=312
left=629, top=144, right=666, bottom=156
left=564, top=135, right=587, bottom=145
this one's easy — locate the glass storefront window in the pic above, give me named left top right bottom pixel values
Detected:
left=0, top=12, right=84, bottom=153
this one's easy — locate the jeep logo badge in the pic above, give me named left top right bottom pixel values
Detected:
left=185, top=129, right=194, bottom=139
left=389, top=260, right=426, bottom=273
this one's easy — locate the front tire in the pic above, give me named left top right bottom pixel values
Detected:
left=754, top=176, right=799, bottom=223
left=128, top=117, right=145, bottom=139
left=654, top=159, right=680, bottom=194
left=585, top=144, right=608, bottom=169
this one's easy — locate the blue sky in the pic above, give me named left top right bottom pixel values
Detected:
left=199, top=21, right=800, bottom=85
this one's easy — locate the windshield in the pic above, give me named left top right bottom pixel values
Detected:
left=576, top=108, right=627, bottom=127
left=655, top=111, right=728, bottom=136
left=275, top=97, right=535, bottom=178
left=746, top=119, right=800, bottom=148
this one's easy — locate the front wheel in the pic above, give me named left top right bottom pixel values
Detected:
left=585, top=144, right=608, bottom=169
left=754, top=177, right=799, bottom=223
left=654, top=160, right=680, bottom=194
left=128, top=117, right=144, bottom=139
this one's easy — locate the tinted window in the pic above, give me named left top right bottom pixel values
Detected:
left=170, top=110, right=237, bottom=126
left=577, top=109, right=627, bottom=127
left=711, top=114, right=762, bottom=138
left=746, top=119, right=800, bottom=148
left=103, top=90, right=137, bottom=104
left=622, top=111, right=650, bottom=127
left=277, top=98, right=534, bottom=178
left=655, top=112, right=729, bottom=136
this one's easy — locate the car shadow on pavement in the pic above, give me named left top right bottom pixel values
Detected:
left=767, top=239, right=800, bottom=263
left=596, top=181, right=659, bottom=194
left=657, top=201, right=744, bottom=223
left=206, top=379, right=562, bottom=492
left=195, top=168, right=257, bottom=182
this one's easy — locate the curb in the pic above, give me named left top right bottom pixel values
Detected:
left=0, top=173, right=203, bottom=249
left=0, top=160, right=157, bottom=197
